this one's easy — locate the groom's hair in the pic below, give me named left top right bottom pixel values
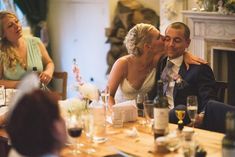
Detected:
left=167, top=22, right=190, bottom=40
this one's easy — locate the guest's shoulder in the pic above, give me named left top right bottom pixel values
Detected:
left=24, top=36, right=42, bottom=44
left=189, top=63, right=213, bottom=74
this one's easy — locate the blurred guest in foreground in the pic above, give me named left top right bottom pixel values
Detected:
left=155, top=22, right=216, bottom=126
left=0, top=11, right=54, bottom=88
left=108, top=23, right=206, bottom=106
left=6, top=89, right=67, bottom=157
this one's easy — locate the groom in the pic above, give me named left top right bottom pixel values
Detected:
left=155, top=22, right=217, bottom=126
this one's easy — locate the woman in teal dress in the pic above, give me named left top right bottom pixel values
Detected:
left=0, top=11, right=54, bottom=88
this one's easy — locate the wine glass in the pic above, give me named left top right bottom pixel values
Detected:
left=100, top=86, right=110, bottom=116
left=66, top=114, right=83, bottom=154
left=143, top=94, right=154, bottom=125
left=187, top=96, right=198, bottom=128
left=136, top=93, right=144, bottom=117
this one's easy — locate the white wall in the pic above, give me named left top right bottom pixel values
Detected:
left=48, top=0, right=110, bottom=97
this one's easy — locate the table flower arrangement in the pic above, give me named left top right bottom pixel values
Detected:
left=72, top=58, right=99, bottom=102
left=59, top=59, right=99, bottom=118
left=59, top=98, right=87, bottom=118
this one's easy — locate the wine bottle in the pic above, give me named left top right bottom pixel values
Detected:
left=222, top=111, right=235, bottom=157
left=153, top=80, right=169, bottom=139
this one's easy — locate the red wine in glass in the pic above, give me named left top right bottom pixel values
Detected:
left=68, top=127, right=83, bottom=138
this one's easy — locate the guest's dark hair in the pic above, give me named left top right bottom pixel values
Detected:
left=167, top=22, right=190, bottom=40
left=6, top=90, right=60, bottom=156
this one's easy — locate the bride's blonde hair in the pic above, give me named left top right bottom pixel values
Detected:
left=0, top=11, right=24, bottom=70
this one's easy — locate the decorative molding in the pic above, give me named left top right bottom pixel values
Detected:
left=182, top=10, right=235, bottom=65
left=182, top=10, right=235, bottom=20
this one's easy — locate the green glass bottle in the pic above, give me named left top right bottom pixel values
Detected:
left=222, top=111, right=235, bottom=157
left=153, top=80, right=169, bottom=140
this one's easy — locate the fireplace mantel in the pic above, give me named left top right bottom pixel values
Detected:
left=182, top=10, right=235, bottom=64
left=182, top=10, right=235, bottom=21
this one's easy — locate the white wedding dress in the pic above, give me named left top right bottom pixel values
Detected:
left=115, top=68, right=156, bottom=103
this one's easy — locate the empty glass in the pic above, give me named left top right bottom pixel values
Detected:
left=187, top=96, right=198, bottom=128
left=143, top=99, right=154, bottom=125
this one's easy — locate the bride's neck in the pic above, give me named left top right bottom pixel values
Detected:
left=133, top=54, right=153, bottom=68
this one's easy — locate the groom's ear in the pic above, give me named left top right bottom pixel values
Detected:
left=185, top=39, right=191, bottom=48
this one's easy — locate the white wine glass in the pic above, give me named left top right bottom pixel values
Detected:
left=100, top=86, right=110, bottom=116
left=187, top=96, right=198, bottom=129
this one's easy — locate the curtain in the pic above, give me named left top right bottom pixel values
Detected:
left=13, top=0, right=48, bottom=38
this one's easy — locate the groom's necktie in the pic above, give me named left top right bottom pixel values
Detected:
left=161, top=60, right=174, bottom=94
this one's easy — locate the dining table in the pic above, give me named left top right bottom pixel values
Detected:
left=0, top=119, right=224, bottom=157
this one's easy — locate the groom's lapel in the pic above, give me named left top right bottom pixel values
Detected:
left=173, top=62, right=187, bottom=99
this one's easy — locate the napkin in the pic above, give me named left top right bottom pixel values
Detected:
left=112, top=100, right=137, bottom=122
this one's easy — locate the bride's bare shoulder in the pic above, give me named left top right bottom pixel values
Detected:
left=115, top=55, right=131, bottom=65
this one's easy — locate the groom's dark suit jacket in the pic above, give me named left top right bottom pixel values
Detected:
left=149, top=56, right=217, bottom=113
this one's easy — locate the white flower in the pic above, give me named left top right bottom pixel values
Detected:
left=59, top=98, right=87, bottom=118
left=78, top=83, right=99, bottom=101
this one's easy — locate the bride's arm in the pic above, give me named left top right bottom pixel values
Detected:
left=108, top=57, right=127, bottom=106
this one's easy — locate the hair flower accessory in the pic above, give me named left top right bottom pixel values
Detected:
left=173, top=74, right=188, bottom=89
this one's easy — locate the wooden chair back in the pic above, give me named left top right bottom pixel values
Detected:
left=215, top=81, right=228, bottom=103
left=51, top=71, right=68, bottom=100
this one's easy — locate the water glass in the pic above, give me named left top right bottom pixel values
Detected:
left=112, top=109, right=125, bottom=128
left=82, top=111, right=94, bottom=139
left=187, top=96, right=198, bottom=128
left=182, top=130, right=196, bottom=157
left=90, top=101, right=107, bottom=143
left=143, top=100, right=154, bottom=125
left=166, top=132, right=181, bottom=152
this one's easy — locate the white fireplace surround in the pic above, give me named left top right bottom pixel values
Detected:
left=182, top=11, right=235, bottom=69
